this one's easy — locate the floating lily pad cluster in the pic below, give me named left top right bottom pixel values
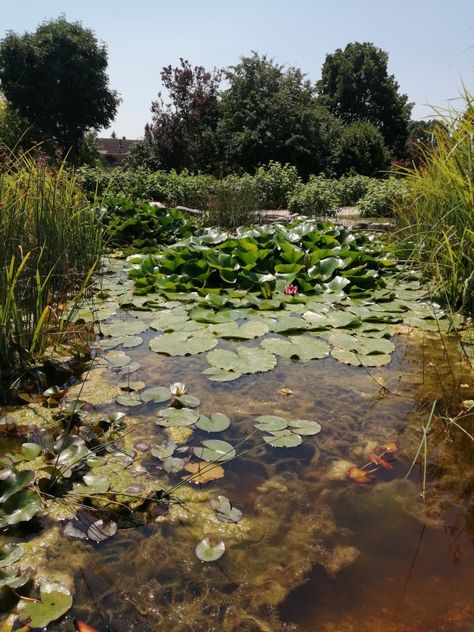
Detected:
left=255, top=415, right=322, bottom=448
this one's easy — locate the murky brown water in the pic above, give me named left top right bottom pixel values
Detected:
left=2, top=320, right=474, bottom=631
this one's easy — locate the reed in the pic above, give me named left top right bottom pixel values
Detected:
left=395, top=90, right=474, bottom=313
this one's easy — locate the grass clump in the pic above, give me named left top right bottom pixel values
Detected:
left=0, top=153, right=103, bottom=376
left=395, top=92, right=474, bottom=312
left=207, top=174, right=257, bottom=228
left=288, top=176, right=339, bottom=216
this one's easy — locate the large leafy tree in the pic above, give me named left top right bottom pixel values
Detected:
left=130, top=59, right=221, bottom=172
left=0, top=17, right=119, bottom=160
left=217, top=52, right=337, bottom=178
left=317, top=42, right=412, bottom=156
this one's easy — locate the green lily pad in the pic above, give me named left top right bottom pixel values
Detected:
left=151, top=441, right=177, bottom=460
left=210, top=495, right=243, bottom=523
left=193, top=439, right=236, bottom=462
left=149, top=331, right=217, bottom=356
left=156, top=407, right=199, bottom=427
left=202, top=367, right=242, bottom=382
left=20, top=443, right=42, bottom=460
left=0, top=470, right=35, bottom=503
left=101, top=319, right=147, bottom=337
left=175, top=394, right=201, bottom=408
left=0, top=489, right=41, bottom=527
left=261, top=336, right=330, bottom=361
left=263, top=430, right=303, bottom=448
left=206, top=346, right=276, bottom=379
left=209, top=320, right=269, bottom=339
left=82, top=474, right=110, bottom=493
left=0, top=543, right=25, bottom=568
left=162, top=457, right=185, bottom=473
left=115, top=393, right=143, bottom=407
left=106, top=351, right=132, bottom=368
left=0, top=568, right=29, bottom=589
left=56, top=443, right=90, bottom=477
left=119, top=360, right=142, bottom=375
left=140, top=386, right=172, bottom=403
left=87, top=519, right=117, bottom=542
left=269, top=316, right=308, bottom=334
left=196, top=413, right=231, bottom=433
left=195, top=538, right=225, bottom=562
left=255, top=415, right=288, bottom=432
left=287, top=419, right=322, bottom=435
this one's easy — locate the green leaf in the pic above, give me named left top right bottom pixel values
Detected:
left=162, top=457, right=185, bottom=473
left=255, top=415, right=288, bottom=432
left=175, top=394, right=201, bottom=408
left=195, top=538, right=225, bottom=562
left=115, top=393, right=143, bottom=407
left=193, top=439, right=236, bottom=462
left=261, top=335, right=330, bottom=361
left=0, top=470, right=35, bottom=503
left=196, top=413, right=231, bottom=433
left=287, top=419, right=322, bottom=435
left=140, top=386, right=172, bottom=403
left=149, top=331, right=217, bottom=356
left=0, top=489, right=41, bottom=527
left=151, top=441, right=177, bottom=460
left=0, top=543, right=25, bottom=568
left=263, top=430, right=303, bottom=448
left=156, top=407, right=199, bottom=427
left=0, top=569, right=29, bottom=589
left=211, top=495, right=243, bottom=523
left=101, top=319, right=147, bottom=337
left=206, top=346, right=276, bottom=378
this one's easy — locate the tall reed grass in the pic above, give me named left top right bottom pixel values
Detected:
left=0, top=152, right=103, bottom=376
left=395, top=91, right=474, bottom=313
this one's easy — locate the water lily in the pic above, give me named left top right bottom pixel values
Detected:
left=170, top=382, right=187, bottom=396
left=284, top=283, right=298, bottom=296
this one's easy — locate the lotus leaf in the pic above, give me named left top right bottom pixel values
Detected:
left=195, top=538, right=225, bottom=562
left=0, top=543, right=25, bottom=568
left=287, top=419, right=322, bottom=435
left=196, top=413, right=231, bottom=433
left=140, top=386, right=172, bottom=403
left=149, top=331, right=217, bottom=356
left=156, top=407, right=199, bottom=427
left=263, top=430, right=303, bottom=448
left=0, top=470, right=35, bottom=503
left=0, top=489, right=41, bottom=526
left=87, top=520, right=118, bottom=542
left=254, top=415, right=288, bottom=432
left=193, top=439, right=236, bottom=462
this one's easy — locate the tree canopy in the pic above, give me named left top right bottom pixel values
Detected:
left=0, top=17, right=119, bottom=160
left=317, top=42, right=412, bottom=155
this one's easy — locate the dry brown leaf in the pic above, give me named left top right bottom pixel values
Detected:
left=347, top=467, right=372, bottom=484
left=182, top=461, right=224, bottom=484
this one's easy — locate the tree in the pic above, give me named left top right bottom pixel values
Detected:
left=216, top=52, right=337, bottom=178
left=317, top=42, right=412, bottom=156
left=130, top=59, right=221, bottom=172
left=0, top=17, right=119, bottom=161
left=335, top=121, right=390, bottom=176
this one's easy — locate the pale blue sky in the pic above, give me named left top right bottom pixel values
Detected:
left=1, top=0, right=473, bottom=138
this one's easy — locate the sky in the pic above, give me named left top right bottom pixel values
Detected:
left=0, top=0, right=473, bottom=139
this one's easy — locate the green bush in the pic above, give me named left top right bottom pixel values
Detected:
left=288, top=176, right=339, bottom=216
left=253, top=161, right=302, bottom=209
left=335, top=121, right=390, bottom=177
left=358, top=177, right=408, bottom=218
left=335, top=174, right=372, bottom=206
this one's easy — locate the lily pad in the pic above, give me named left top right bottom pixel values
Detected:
left=261, top=336, right=329, bottom=361
left=195, top=538, right=225, bottom=562
left=263, top=430, right=303, bottom=448
left=162, top=457, right=185, bottom=473
left=193, top=439, right=236, bottom=462
left=0, top=568, right=29, bottom=589
left=210, top=495, right=243, bottom=523
left=0, top=543, right=25, bottom=568
left=206, top=346, right=276, bottom=379
left=149, top=331, right=217, bottom=356
left=175, top=394, right=201, bottom=408
left=0, top=489, right=41, bottom=527
left=156, top=407, right=199, bottom=427
left=87, top=519, right=118, bottom=542
left=105, top=351, right=132, bottom=368
left=101, top=319, right=147, bottom=337
left=0, top=470, right=35, bottom=503
left=151, top=441, right=177, bottom=460
left=140, top=386, right=172, bottom=403
left=182, top=461, right=225, bottom=484
left=287, top=419, right=322, bottom=435
left=196, top=413, right=231, bottom=433
left=255, top=415, right=288, bottom=432
left=115, top=393, right=143, bottom=407
left=209, top=320, right=269, bottom=339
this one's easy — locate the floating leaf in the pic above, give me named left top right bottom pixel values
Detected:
left=0, top=470, right=35, bottom=503
left=175, top=394, right=201, bottom=408
left=255, top=415, right=288, bottom=432
left=210, top=495, right=243, bottom=523
left=202, top=367, right=241, bottom=382
left=183, top=461, right=225, bottom=484
left=261, top=336, right=329, bottom=361
left=151, top=441, right=177, bottom=460
left=119, top=360, right=142, bottom=375
left=83, top=474, right=110, bottom=493
left=206, top=346, right=276, bottom=378
left=115, top=393, right=142, bottom=407
left=101, top=319, right=147, bottom=337
left=287, top=419, right=322, bottom=435
left=140, top=386, right=172, bottom=403
left=0, top=569, right=29, bottom=589
left=196, top=413, right=231, bottom=433
left=193, top=439, right=236, bottom=462
left=209, top=320, right=269, bottom=339
left=347, top=467, right=372, bottom=484
left=87, top=519, right=117, bottom=542
left=149, top=331, right=217, bottom=356
left=195, top=538, right=225, bottom=562
left=63, top=521, right=88, bottom=540
left=368, top=453, right=393, bottom=470
left=19, top=443, right=42, bottom=460
left=263, top=430, right=302, bottom=448
left=105, top=351, right=132, bottom=368
left=156, top=407, right=199, bottom=427
left=17, top=581, right=73, bottom=628
left=0, top=543, right=25, bottom=568
left=162, top=457, right=185, bottom=473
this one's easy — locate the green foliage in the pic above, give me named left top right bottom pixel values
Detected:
left=253, top=161, right=302, bottom=209
left=396, top=93, right=474, bottom=312
left=0, top=17, right=119, bottom=161
left=317, top=42, right=412, bottom=155
left=335, top=121, right=390, bottom=176
left=288, top=176, right=339, bottom=216
left=100, top=198, right=197, bottom=251
left=358, top=177, right=408, bottom=218
left=208, top=174, right=257, bottom=227
left=335, top=174, right=372, bottom=206
left=0, top=153, right=102, bottom=375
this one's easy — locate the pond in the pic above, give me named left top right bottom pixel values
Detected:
left=1, top=221, right=473, bottom=631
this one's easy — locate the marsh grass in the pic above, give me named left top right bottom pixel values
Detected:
left=207, top=175, right=257, bottom=228
left=395, top=90, right=474, bottom=313
left=0, top=152, right=103, bottom=375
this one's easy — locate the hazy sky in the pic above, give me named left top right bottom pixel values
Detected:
left=1, top=0, right=473, bottom=138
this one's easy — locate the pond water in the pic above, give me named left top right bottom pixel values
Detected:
left=1, top=247, right=473, bottom=631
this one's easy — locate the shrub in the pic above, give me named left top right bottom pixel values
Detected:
left=335, top=174, right=372, bottom=206
left=358, top=177, right=408, bottom=218
left=335, top=120, right=390, bottom=176
left=288, top=176, right=339, bottom=216
left=207, top=174, right=257, bottom=227
left=253, top=161, right=302, bottom=209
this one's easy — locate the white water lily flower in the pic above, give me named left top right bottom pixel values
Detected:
left=170, top=382, right=187, bottom=396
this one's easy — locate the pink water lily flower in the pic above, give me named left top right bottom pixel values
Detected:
left=284, top=283, right=298, bottom=296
